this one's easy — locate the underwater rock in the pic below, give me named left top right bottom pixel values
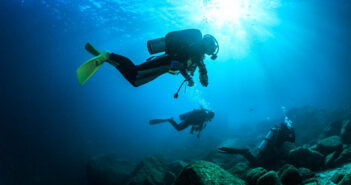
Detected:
left=126, top=155, right=172, bottom=185
left=257, top=171, right=282, bottom=185
left=314, top=163, right=351, bottom=184
left=288, top=147, right=325, bottom=170
left=339, top=174, right=351, bottom=185
left=316, top=136, right=343, bottom=155
left=163, top=171, right=177, bottom=185
left=341, top=120, right=351, bottom=144
left=228, top=162, right=250, bottom=180
left=167, top=160, right=187, bottom=176
left=173, top=160, right=245, bottom=185
left=330, top=172, right=345, bottom=184
left=334, top=146, right=351, bottom=167
left=87, top=153, right=135, bottom=185
left=278, top=164, right=302, bottom=185
left=298, top=168, right=315, bottom=180
left=246, top=167, right=267, bottom=185
left=325, top=151, right=340, bottom=168
left=324, top=120, right=344, bottom=138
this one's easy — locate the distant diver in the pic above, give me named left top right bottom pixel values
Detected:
left=149, top=108, right=215, bottom=138
left=77, top=29, right=219, bottom=90
left=217, top=116, right=295, bottom=168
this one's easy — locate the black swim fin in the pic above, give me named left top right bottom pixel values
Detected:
left=85, top=42, right=100, bottom=56
left=149, top=119, right=169, bottom=125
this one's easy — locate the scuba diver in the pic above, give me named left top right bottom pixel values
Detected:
left=76, top=29, right=219, bottom=89
left=149, top=108, right=215, bottom=138
left=217, top=116, right=295, bottom=168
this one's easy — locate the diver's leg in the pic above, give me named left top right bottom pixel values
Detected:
left=133, top=55, right=171, bottom=86
left=108, top=53, right=138, bottom=86
left=241, top=150, right=258, bottom=165
left=218, top=147, right=257, bottom=164
left=168, top=119, right=190, bottom=131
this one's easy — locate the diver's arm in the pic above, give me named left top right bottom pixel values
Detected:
left=197, top=60, right=208, bottom=87
left=180, top=68, right=194, bottom=86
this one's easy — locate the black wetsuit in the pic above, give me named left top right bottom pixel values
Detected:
left=219, top=122, right=295, bottom=168
left=108, top=29, right=208, bottom=87
left=168, top=109, right=210, bottom=132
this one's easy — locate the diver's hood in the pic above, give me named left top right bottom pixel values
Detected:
left=203, top=34, right=219, bottom=60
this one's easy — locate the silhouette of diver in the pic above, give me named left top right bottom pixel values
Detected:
left=218, top=117, right=295, bottom=168
left=77, top=29, right=219, bottom=88
left=150, top=108, right=215, bottom=138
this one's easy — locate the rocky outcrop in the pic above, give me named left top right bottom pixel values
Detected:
left=246, top=167, right=267, bottom=185
left=315, top=163, right=351, bottom=184
left=174, top=160, right=245, bottom=185
left=288, top=147, right=325, bottom=170
left=339, top=174, right=351, bottom=185
left=298, top=168, right=315, bottom=180
left=316, top=136, right=343, bottom=155
left=257, top=171, right=282, bottom=185
left=278, top=164, right=302, bottom=185
left=334, top=146, right=351, bottom=167
left=228, top=162, right=250, bottom=180
left=87, top=153, right=135, bottom=185
left=167, top=160, right=187, bottom=176
left=126, top=156, right=175, bottom=185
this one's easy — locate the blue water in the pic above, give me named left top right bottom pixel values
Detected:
left=0, top=0, right=351, bottom=184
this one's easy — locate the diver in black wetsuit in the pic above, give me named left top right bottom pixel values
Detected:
left=149, top=108, right=215, bottom=138
left=79, top=29, right=219, bottom=87
left=217, top=118, right=295, bottom=168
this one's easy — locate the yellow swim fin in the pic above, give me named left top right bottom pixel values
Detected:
left=76, top=43, right=106, bottom=86
left=76, top=57, right=104, bottom=86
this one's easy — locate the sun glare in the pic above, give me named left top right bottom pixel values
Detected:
left=189, top=0, right=281, bottom=59
left=202, top=0, right=250, bottom=27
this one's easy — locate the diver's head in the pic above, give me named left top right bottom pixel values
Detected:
left=202, top=34, right=219, bottom=60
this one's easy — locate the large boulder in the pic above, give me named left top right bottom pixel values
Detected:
left=288, top=147, right=325, bottom=170
left=246, top=167, right=267, bottom=185
left=228, top=163, right=250, bottom=180
left=341, top=120, right=351, bottom=144
left=298, top=168, right=315, bottom=180
left=126, top=155, right=175, bottom=185
left=174, top=160, right=245, bottom=185
left=257, top=171, right=282, bottom=185
left=334, top=146, right=351, bottom=167
left=324, top=151, right=341, bottom=168
left=316, top=136, right=343, bottom=155
left=330, top=172, right=345, bottom=184
left=278, top=164, right=302, bottom=185
left=167, top=160, right=187, bottom=176
left=87, top=153, right=135, bottom=185
left=339, top=174, right=351, bottom=185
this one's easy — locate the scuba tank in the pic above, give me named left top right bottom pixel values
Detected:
left=258, top=128, right=277, bottom=152
left=147, top=37, right=166, bottom=54
left=179, top=111, right=193, bottom=120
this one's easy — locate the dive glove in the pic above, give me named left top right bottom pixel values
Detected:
left=200, top=74, right=208, bottom=87
left=188, top=79, right=194, bottom=87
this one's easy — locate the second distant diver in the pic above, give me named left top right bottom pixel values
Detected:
left=149, top=108, right=215, bottom=138
left=77, top=29, right=219, bottom=87
left=218, top=117, right=295, bottom=168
